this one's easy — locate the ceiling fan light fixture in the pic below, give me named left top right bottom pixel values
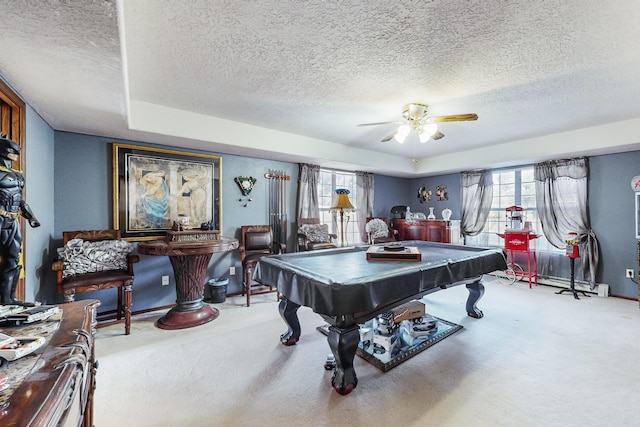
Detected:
left=394, top=124, right=411, bottom=143
left=418, top=131, right=430, bottom=143
left=418, top=123, right=438, bottom=143
left=359, top=101, right=478, bottom=145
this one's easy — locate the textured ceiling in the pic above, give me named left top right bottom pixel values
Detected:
left=1, top=0, right=640, bottom=177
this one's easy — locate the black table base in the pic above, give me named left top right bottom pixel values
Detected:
left=556, top=257, right=590, bottom=300
left=278, top=278, right=485, bottom=395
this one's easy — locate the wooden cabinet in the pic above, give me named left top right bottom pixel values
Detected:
left=391, top=219, right=451, bottom=243
left=0, top=300, right=99, bottom=427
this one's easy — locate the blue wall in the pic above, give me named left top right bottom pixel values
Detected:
left=397, top=160, right=640, bottom=299
left=373, top=172, right=461, bottom=220
left=51, top=132, right=299, bottom=311
left=13, top=107, right=640, bottom=307
left=25, top=105, right=55, bottom=303
left=48, top=132, right=640, bottom=308
left=372, top=174, right=411, bottom=218
left=409, top=173, right=461, bottom=221
left=5, top=68, right=639, bottom=308
left=589, top=152, right=639, bottom=298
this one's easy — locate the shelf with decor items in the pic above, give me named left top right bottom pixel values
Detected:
left=391, top=219, right=451, bottom=243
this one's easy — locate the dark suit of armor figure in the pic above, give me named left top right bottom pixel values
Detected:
left=0, top=134, right=40, bottom=305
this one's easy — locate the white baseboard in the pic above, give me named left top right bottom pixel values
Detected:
left=489, top=274, right=610, bottom=297
left=536, top=277, right=609, bottom=297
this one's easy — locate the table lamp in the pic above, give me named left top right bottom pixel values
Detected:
left=329, top=188, right=355, bottom=246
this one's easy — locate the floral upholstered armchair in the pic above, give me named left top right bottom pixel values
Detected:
left=365, top=217, right=398, bottom=244
left=297, top=218, right=337, bottom=251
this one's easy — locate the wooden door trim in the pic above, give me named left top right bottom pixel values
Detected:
left=0, top=77, right=27, bottom=301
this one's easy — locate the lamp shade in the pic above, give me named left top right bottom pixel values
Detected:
left=418, top=123, right=438, bottom=143
left=393, top=124, right=411, bottom=144
left=330, top=188, right=354, bottom=211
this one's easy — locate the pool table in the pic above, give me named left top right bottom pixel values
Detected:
left=254, top=241, right=507, bottom=395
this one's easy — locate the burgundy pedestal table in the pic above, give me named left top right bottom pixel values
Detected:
left=137, top=237, right=239, bottom=330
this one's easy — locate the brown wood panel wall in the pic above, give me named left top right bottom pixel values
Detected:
left=0, top=78, right=26, bottom=301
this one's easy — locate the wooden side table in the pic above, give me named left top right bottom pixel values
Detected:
left=137, top=237, right=239, bottom=329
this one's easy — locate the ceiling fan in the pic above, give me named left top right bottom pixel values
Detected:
left=358, top=102, right=478, bottom=143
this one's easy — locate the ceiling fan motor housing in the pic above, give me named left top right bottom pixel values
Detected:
left=402, top=103, right=429, bottom=127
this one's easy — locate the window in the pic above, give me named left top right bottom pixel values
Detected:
left=465, top=167, right=561, bottom=253
left=317, top=169, right=361, bottom=245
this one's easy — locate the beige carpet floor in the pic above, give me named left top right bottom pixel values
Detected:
left=93, top=278, right=640, bottom=427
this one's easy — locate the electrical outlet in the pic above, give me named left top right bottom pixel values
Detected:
left=230, top=266, right=236, bottom=276
left=161, top=275, right=170, bottom=286
left=626, top=269, right=634, bottom=279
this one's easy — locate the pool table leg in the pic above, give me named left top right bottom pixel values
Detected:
left=279, top=297, right=301, bottom=345
left=466, top=280, right=485, bottom=318
left=327, top=324, right=360, bottom=395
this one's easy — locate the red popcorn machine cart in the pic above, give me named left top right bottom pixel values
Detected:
left=497, top=206, right=539, bottom=288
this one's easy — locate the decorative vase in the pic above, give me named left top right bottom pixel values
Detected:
left=442, top=208, right=452, bottom=221
left=427, top=207, right=436, bottom=220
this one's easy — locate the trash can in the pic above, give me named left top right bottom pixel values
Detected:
left=207, top=278, right=229, bottom=303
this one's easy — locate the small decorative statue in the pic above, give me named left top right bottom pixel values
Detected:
left=427, top=207, right=436, bottom=220
left=0, top=134, right=40, bottom=305
left=200, top=220, right=215, bottom=230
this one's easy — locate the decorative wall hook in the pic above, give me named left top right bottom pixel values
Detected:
left=436, top=185, right=448, bottom=201
left=417, top=185, right=432, bottom=203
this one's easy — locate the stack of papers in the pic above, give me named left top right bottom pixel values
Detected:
left=0, top=305, right=59, bottom=325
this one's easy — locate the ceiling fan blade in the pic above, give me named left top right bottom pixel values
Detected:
left=426, top=113, right=478, bottom=123
left=358, top=120, right=404, bottom=127
left=432, top=131, right=445, bottom=140
left=381, top=131, right=397, bottom=142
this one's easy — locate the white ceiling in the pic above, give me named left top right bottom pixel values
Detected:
left=1, top=0, right=640, bottom=178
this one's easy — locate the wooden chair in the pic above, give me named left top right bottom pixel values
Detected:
left=297, top=218, right=337, bottom=251
left=52, top=229, right=139, bottom=335
left=366, top=217, right=398, bottom=244
left=239, top=225, right=285, bottom=307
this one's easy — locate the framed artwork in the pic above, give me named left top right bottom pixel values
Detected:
left=636, top=192, right=640, bottom=240
left=113, top=143, right=222, bottom=241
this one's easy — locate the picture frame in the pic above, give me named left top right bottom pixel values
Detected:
left=636, top=192, right=640, bottom=240
left=112, top=143, right=222, bottom=241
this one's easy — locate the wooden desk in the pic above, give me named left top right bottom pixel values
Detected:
left=0, top=300, right=99, bottom=427
left=137, top=237, right=239, bottom=330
